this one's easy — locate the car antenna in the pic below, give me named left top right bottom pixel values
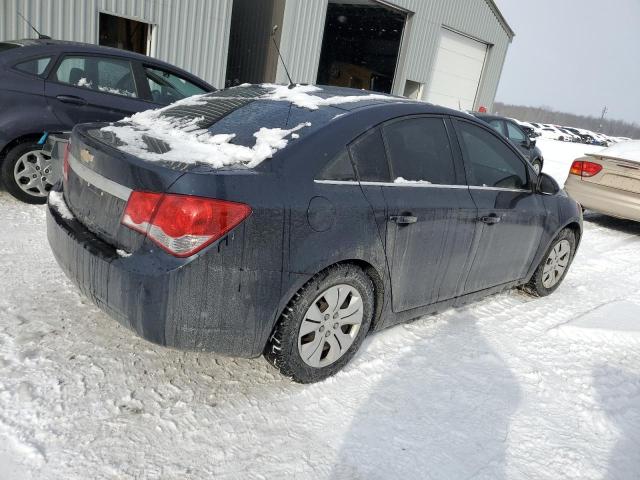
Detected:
left=17, top=12, right=51, bottom=40
left=271, top=25, right=295, bottom=89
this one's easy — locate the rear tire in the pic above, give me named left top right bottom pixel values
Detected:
left=1, top=142, right=55, bottom=204
left=524, top=228, right=576, bottom=297
left=265, top=263, right=374, bottom=383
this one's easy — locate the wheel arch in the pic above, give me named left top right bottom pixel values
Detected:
left=563, top=220, right=582, bottom=249
left=0, top=133, right=44, bottom=164
left=264, top=258, right=387, bottom=353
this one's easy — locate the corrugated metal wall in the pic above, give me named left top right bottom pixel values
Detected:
left=277, top=0, right=512, bottom=110
left=0, top=0, right=233, bottom=88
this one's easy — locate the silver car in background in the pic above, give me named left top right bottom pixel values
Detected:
left=565, top=141, right=640, bottom=222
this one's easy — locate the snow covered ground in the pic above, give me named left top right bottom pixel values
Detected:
left=1, top=140, right=639, bottom=479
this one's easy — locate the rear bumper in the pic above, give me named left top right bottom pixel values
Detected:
left=46, top=192, right=282, bottom=357
left=565, top=177, right=640, bottom=222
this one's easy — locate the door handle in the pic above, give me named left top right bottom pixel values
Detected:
left=479, top=214, right=501, bottom=225
left=56, top=95, right=88, bottom=106
left=389, top=215, right=417, bottom=225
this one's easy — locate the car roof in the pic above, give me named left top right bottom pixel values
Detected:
left=0, top=38, right=214, bottom=89
left=88, top=83, right=485, bottom=167
left=471, top=113, right=516, bottom=123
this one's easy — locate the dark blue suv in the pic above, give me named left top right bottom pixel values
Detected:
left=0, top=39, right=214, bottom=203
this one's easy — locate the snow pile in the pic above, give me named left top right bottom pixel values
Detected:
left=261, top=83, right=396, bottom=110
left=102, top=99, right=311, bottom=167
left=394, top=177, right=432, bottom=184
left=47, top=191, right=73, bottom=220
left=591, top=140, right=640, bottom=163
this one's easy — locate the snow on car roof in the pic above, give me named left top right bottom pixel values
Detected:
left=99, top=84, right=402, bottom=168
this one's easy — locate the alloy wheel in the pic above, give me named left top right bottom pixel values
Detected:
left=13, top=149, right=55, bottom=198
left=298, top=284, right=364, bottom=368
left=542, top=239, right=571, bottom=288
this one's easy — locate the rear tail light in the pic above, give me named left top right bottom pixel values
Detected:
left=569, top=160, right=603, bottom=177
left=63, top=142, right=71, bottom=182
left=121, top=191, right=251, bottom=257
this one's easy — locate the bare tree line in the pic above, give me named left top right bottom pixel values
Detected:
left=493, top=102, right=640, bottom=139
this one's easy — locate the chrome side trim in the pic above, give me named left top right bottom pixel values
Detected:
left=314, top=179, right=468, bottom=189
left=68, top=153, right=132, bottom=201
left=468, top=186, right=531, bottom=193
left=314, top=179, right=530, bottom=193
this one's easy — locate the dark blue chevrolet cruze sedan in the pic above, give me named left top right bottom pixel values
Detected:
left=0, top=38, right=214, bottom=203
left=46, top=85, right=582, bottom=383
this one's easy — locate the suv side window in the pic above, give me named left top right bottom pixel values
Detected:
left=506, top=122, right=526, bottom=143
left=382, top=117, right=459, bottom=185
left=54, top=56, right=138, bottom=98
left=455, top=120, right=529, bottom=190
left=318, top=149, right=356, bottom=181
left=144, top=66, right=206, bottom=105
left=348, top=128, right=391, bottom=182
left=14, top=57, right=53, bottom=76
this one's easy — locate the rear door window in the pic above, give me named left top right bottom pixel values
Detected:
left=348, top=128, right=391, bottom=182
left=14, top=57, right=53, bottom=76
left=144, top=66, right=206, bottom=105
left=455, top=120, right=529, bottom=190
left=53, top=55, right=138, bottom=98
left=382, top=117, right=459, bottom=185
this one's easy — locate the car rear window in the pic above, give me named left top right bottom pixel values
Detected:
left=14, top=57, right=52, bottom=76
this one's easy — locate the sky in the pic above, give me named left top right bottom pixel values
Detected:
left=493, top=0, right=640, bottom=124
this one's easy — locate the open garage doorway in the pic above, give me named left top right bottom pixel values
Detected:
left=99, top=12, right=151, bottom=55
left=317, top=0, right=407, bottom=94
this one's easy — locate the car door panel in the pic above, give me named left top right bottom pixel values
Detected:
left=452, top=119, right=546, bottom=293
left=464, top=188, right=545, bottom=291
left=382, top=185, right=477, bottom=310
left=373, top=116, right=478, bottom=312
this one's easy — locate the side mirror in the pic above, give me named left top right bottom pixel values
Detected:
left=530, top=138, right=536, bottom=148
left=537, top=172, right=560, bottom=195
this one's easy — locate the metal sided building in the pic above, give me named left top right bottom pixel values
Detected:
left=0, top=0, right=233, bottom=88
left=1, top=0, right=513, bottom=110
left=227, top=0, right=514, bottom=111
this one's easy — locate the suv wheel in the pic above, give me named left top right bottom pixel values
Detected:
left=265, top=263, right=374, bottom=383
left=1, top=142, right=55, bottom=204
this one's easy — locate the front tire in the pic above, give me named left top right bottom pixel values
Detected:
left=265, top=264, right=374, bottom=383
left=525, top=228, right=576, bottom=297
left=1, top=142, right=55, bottom=204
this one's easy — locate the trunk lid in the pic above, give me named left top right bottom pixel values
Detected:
left=583, top=152, right=640, bottom=195
left=64, top=125, right=187, bottom=252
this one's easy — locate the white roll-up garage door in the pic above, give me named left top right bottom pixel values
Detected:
left=425, top=29, right=487, bottom=110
